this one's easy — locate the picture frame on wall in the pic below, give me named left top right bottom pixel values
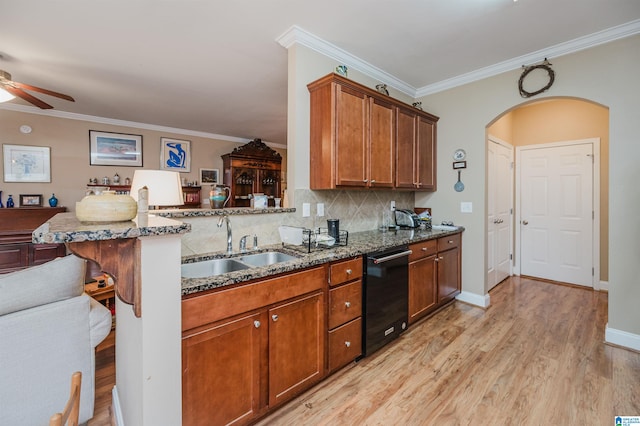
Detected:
left=89, top=130, right=143, bottom=166
left=200, top=168, right=220, bottom=185
left=3, top=144, right=51, bottom=182
left=160, top=137, right=191, bottom=172
left=19, top=194, right=43, bottom=207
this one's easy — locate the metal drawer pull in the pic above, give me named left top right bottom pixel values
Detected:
left=254, top=320, right=261, bottom=328
left=346, top=269, right=352, bottom=275
left=448, top=240, right=454, bottom=244
left=345, top=301, right=351, bottom=308
left=272, top=314, right=278, bottom=322
left=439, top=256, right=444, bottom=260
left=345, top=341, right=351, bottom=348
left=421, top=247, right=428, bottom=251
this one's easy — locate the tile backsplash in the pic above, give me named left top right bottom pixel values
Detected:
left=180, top=189, right=414, bottom=256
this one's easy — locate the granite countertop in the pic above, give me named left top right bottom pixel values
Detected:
left=32, top=212, right=191, bottom=244
left=181, top=226, right=464, bottom=296
left=154, top=206, right=295, bottom=218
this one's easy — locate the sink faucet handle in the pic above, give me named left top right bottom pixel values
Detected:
left=239, top=234, right=251, bottom=252
left=253, top=234, right=259, bottom=250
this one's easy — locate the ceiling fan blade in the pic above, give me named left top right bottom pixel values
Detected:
left=13, top=81, right=75, bottom=102
left=2, top=85, right=53, bottom=109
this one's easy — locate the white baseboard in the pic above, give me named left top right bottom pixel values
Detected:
left=111, top=385, right=124, bottom=426
left=598, top=280, right=609, bottom=291
left=456, top=291, right=490, bottom=308
left=605, top=324, right=640, bottom=352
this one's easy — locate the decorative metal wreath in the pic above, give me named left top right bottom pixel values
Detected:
left=518, top=59, right=555, bottom=98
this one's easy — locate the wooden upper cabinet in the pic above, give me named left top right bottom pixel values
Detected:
left=308, top=73, right=438, bottom=191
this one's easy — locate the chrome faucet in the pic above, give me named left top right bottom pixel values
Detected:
left=217, top=215, right=232, bottom=254
left=239, top=234, right=258, bottom=253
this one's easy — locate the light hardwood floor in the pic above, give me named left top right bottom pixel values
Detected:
left=91, top=276, right=640, bottom=425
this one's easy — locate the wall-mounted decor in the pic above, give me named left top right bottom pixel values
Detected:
left=89, top=130, right=143, bottom=167
left=19, top=194, right=43, bottom=207
left=200, top=168, right=220, bottom=185
left=3, top=144, right=51, bottom=182
left=518, top=58, right=555, bottom=98
left=160, top=137, right=191, bottom=172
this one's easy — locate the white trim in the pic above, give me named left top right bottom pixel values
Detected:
left=111, top=385, right=124, bottom=426
left=0, top=103, right=288, bottom=150
left=456, top=291, right=490, bottom=308
left=276, top=20, right=640, bottom=98
left=605, top=325, right=640, bottom=352
left=276, top=25, right=416, bottom=97
left=598, top=280, right=609, bottom=292
left=515, top=138, right=601, bottom=288
left=417, top=19, right=640, bottom=96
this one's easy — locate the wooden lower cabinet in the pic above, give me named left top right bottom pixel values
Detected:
left=408, top=253, right=437, bottom=324
left=437, top=246, right=461, bottom=303
left=181, top=267, right=326, bottom=425
left=328, top=317, right=362, bottom=372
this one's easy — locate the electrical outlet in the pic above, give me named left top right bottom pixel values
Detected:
left=317, top=203, right=325, bottom=217
left=302, top=203, right=311, bottom=217
left=460, top=202, right=473, bottom=213
left=390, top=200, right=396, bottom=211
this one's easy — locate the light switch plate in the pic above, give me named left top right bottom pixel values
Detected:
left=317, top=203, right=325, bottom=217
left=460, top=202, right=473, bottom=213
left=302, top=203, right=311, bottom=217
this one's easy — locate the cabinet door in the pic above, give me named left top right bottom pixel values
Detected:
left=257, top=169, right=281, bottom=205
left=182, top=311, right=266, bottom=426
left=231, top=168, right=256, bottom=207
left=416, top=115, right=437, bottom=190
left=395, top=106, right=418, bottom=189
left=0, top=243, right=29, bottom=273
left=409, top=254, right=437, bottom=324
left=368, top=97, right=394, bottom=187
left=335, top=85, right=368, bottom=187
left=268, top=291, right=325, bottom=407
left=29, top=243, right=66, bottom=266
left=437, top=247, right=461, bottom=303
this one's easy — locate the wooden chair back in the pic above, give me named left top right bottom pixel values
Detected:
left=49, top=371, right=82, bottom=426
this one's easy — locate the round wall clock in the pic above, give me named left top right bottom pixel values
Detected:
left=453, top=149, right=466, bottom=161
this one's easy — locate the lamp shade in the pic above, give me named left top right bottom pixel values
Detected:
left=0, top=87, right=15, bottom=103
left=129, top=170, right=184, bottom=207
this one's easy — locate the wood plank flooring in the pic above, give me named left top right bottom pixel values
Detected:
left=90, top=276, right=640, bottom=425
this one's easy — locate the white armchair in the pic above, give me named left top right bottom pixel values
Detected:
left=0, top=254, right=112, bottom=425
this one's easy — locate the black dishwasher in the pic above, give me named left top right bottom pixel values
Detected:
left=362, top=245, right=412, bottom=357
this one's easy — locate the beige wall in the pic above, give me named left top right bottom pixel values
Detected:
left=0, top=110, right=286, bottom=210
left=408, top=34, right=640, bottom=339
left=488, top=98, right=609, bottom=281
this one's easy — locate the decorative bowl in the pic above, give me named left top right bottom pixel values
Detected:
left=75, top=191, right=137, bottom=223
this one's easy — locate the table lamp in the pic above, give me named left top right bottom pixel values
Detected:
left=129, top=170, right=184, bottom=212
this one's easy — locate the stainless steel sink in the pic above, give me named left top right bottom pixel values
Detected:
left=181, top=258, right=250, bottom=278
left=236, top=251, right=299, bottom=267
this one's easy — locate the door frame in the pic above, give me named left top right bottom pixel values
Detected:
left=487, top=135, right=514, bottom=289
left=514, top=138, right=601, bottom=289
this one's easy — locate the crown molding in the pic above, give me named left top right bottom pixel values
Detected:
left=416, top=19, right=640, bottom=97
left=0, top=102, right=287, bottom=149
left=276, top=25, right=417, bottom=97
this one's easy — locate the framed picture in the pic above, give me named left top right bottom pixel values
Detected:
left=160, top=137, right=191, bottom=172
left=89, top=130, right=143, bottom=167
left=3, top=144, right=51, bottom=182
left=200, top=168, right=220, bottom=185
left=19, top=194, right=43, bottom=207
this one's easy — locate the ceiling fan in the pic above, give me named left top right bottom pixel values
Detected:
left=0, top=69, right=74, bottom=109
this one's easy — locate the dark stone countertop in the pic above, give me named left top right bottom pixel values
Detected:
left=181, top=226, right=464, bottom=296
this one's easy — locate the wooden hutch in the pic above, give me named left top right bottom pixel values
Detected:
left=221, top=139, right=282, bottom=207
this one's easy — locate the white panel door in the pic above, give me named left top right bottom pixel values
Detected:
left=520, top=143, right=593, bottom=286
left=488, top=139, right=513, bottom=290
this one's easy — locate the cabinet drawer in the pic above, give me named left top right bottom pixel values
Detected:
left=328, top=280, right=362, bottom=329
left=409, top=239, right=437, bottom=262
left=329, top=257, right=362, bottom=287
left=437, top=233, right=461, bottom=252
left=328, top=317, right=362, bottom=372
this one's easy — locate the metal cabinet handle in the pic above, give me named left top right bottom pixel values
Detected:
left=439, top=256, right=444, bottom=260
left=363, top=179, right=368, bottom=183
left=345, top=341, right=351, bottom=348
left=434, top=257, right=440, bottom=262
left=254, top=320, right=261, bottom=328
left=370, top=180, right=376, bottom=183
left=271, top=314, right=278, bottom=322
left=421, top=247, right=427, bottom=251
left=345, top=301, right=351, bottom=308
left=522, top=220, right=529, bottom=225
left=346, top=269, right=352, bottom=275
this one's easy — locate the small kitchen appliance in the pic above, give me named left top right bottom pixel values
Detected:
left=394, top=209, right=421, bottom=228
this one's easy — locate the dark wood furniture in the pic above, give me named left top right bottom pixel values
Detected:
left=86, top=184, right=202, bottom=208
left=221, top=139, right=282, bottom=208
left=307, top=73, right=439, bottom=191
left=408, top=233, right=462, bottom=324
left=0, top=207, right=67, bottom=274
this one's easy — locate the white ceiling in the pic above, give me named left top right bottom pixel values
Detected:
left=2, top=1, right=640, bottom=145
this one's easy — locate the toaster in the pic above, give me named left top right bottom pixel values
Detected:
left=394, top=209, right=421, bottom=228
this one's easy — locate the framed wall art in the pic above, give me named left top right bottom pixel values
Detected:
left=160, top=137, right=191, bottom=172
left=89, top=130, right=143, bottom=167
left=3, top=144, right=51, bottom=182
left=19, top=194, right=43, bottom=207
left=200, top=168, right=220, bottom=185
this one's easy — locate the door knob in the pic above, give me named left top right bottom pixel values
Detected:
left=522, top=220, right=529, bottom=225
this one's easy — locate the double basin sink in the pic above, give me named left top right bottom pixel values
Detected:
left=182, top=251, right=300, bottom=279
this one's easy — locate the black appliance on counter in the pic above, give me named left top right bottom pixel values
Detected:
left=362, top=245, right=412, bottom=357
